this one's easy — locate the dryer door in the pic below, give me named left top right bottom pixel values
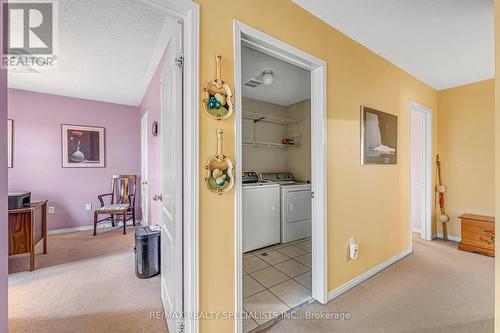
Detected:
left=285, top=189, right=312, bottom=223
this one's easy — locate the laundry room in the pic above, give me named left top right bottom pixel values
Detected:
left=240, top=45, right=313, bottom=332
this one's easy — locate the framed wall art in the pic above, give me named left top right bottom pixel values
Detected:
left=361, top=106, right=398, bottom=165
left=61, top=124, right=105, bottom=168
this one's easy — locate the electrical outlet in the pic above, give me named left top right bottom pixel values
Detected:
left=85, top=203, right=92, bottom=211
left=349, top=237, right=359, bottom=260
left=48, top=206, right=55, bottom=214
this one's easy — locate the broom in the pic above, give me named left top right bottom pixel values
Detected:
left=436, top=154, right=449, bottom=240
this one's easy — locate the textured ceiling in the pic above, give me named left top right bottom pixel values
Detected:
left=242, top=46, right=310, bottom=106
left=293, top=0, right=494, bottom=90
left=8, top=0, right=175, bottom=106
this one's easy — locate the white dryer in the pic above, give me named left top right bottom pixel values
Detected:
left=260, top=173, right=312, bottom=243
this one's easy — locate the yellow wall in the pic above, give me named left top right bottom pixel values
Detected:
left=437, top=80, right=495, bottom=239
left=197, top=1, right=438, bottom=331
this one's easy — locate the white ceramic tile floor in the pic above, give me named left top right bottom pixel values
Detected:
left=257, top=250, right=290, bottom=265
left=243, top=313, right=258, bottom=332
left=277, top=245, right=308, bottom=258
left=243, top=290, right=290, bottom=325
left=243, top=275, right=266, bottom=298
left=242, top=239, right=312, bottom=331
left=268, top=279, right=311, bottom=308
left=294, top=253, right=312, bottom=267
left=294, top=239, right=311, bottom=251
left=251, top=267, right=290, bottom=289
left=274, top=259, right=310, bottom=278
left=244, top=256, right=270, bottom=274
left=294, top=271, right=312, bottom=290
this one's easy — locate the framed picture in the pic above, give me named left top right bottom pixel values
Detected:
left=361, top=106, right=398, bottom=165
left=61, top=124, right=105, bottom=168
left=7, top=119, right=13, bottom=168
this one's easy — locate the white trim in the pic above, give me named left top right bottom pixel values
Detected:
left=141, top=1, right=199, bottom=333
left=434, top=233, right=461, bottom=242
left=47, top=220, right=143, bottom=235
left=137, top=16, right=176, bottom=106
left=409, top=101, right=433, bottom=244
left=328, top=248, right=412, bottom=301
left=141, top=111, right=149, bottom=225
left=48, top=225, right=94, bottom=235
left=234, top=21, right=328, bottom=333
left=411, top=228, right=421, bottom=233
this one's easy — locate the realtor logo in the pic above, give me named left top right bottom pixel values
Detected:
left=2, top=0, right=58, bottom=70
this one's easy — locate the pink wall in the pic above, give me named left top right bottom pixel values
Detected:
left=8, top=89, right=141, bottom=230
left=138, top=55, right=165, bottom=225
left=0, top=3, right=8, bottom=331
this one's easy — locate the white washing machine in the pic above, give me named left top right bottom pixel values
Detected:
left=242, top=171, right=280, bottom=252
left=260, top=173, right=312, bottom=243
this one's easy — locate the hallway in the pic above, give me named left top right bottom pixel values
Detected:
left=263, top=235, right=494, bottom=333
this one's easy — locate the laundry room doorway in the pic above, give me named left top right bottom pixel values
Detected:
left=234, top=22, right=328, bottom=333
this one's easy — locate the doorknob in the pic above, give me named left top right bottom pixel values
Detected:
left=153, top=194, right=163, bottom=201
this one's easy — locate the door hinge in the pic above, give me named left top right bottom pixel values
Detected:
left=311, top=191, right=315, bottom=199
left=175, top=54, right=184, bottom=69
left=177, top=320, right=185, bottom=333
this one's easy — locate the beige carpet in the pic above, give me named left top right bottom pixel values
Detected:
left=8, top=227, right=167, bottom=333
left=9, top=232, right=494, bottom=332
left=263, top=235, right=494, bottom=333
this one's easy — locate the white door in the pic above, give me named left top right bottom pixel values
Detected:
left=409, top=102, right=432, bottom=241
left=141, top=111, right=149, bottom=225
left=158, top=22, right=183, bottom=332
left=410, top=109, right=424, bottom=235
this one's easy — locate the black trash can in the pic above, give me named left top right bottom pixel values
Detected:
left=134, top=226, right=161, bottom=278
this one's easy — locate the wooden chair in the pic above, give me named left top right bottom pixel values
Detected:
left=94, top=175, right=137, bottom=235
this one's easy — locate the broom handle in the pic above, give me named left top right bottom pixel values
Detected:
left=436, top=154, right=443, bottom=186
left=436, top=154, right=448, bottom=240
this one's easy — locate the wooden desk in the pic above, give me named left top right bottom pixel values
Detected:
left=8, top=200, right=48, bottom=271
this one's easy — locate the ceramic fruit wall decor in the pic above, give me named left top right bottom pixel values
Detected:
left=202, top=55, right=234, bottom=120
left=205, top=129, right=234, bottom=194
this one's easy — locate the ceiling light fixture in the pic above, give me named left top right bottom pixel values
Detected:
left=262, top=70, right=274, bottom=85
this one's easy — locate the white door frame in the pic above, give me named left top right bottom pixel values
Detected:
left=141, top=1, right=199, bottom=332
left=141, top=111, right=149, bottom=225
left=233, top=21, right=328, bottom=333
left=408, top=101, right=433, bottom=246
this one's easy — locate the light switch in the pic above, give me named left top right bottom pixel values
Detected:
left=85, top=204, right=92, bottom=211
left=48, top=206, right=55, bottom=214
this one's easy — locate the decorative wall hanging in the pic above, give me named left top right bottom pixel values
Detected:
left=360, top=106, right=398, bottom=165
left=205, top=129, right=234, bottom=194
left=435, top=154, right=449, bottom=240
left=202, top=55, right=233, bottom=120
left=61, top=124, right=105, bottom=168
left=7, top=119, right=13, bottom=168
left=152, top=121, right=159, bottom=137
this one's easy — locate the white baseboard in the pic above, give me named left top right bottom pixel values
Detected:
left=48, top=220, right=144, bottom=235
left=434, top=233, right=461, bottom=242
left=328, top=248, right=412, bottom=301
left=412, top=228, right=421, bottom=233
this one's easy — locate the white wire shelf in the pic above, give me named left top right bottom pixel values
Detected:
left=243, top=140, right=300, bottom=149
left=242, top=111, right=300, bottom=125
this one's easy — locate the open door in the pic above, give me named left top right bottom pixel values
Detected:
left=141, top=111, right=149, bottom=225
left=156, top=22, right=184, bottom=332
left=409, top=101, right=433, bottom=241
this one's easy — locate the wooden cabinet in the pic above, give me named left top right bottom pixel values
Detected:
left=458, top=214, right=495, bottom=257
left=8, top=200, right=48, bottom=271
